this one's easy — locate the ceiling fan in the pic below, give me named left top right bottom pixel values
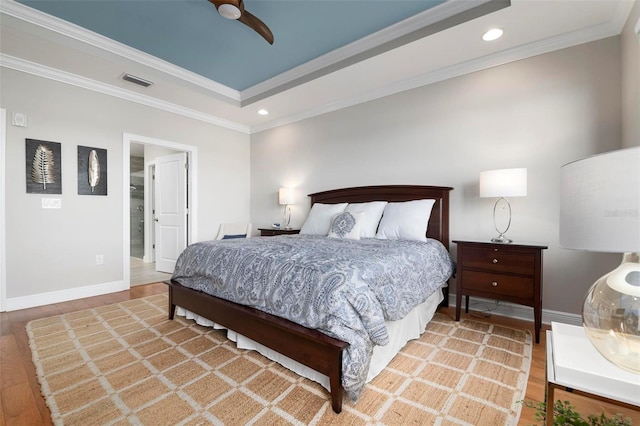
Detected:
left=209, top=0, right=274, bottom=45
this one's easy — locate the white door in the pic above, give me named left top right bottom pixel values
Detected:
left=154, top=152, right=187, bottom=273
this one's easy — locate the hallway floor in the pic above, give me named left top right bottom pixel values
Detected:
left=130, top=257, right=171, bottom=286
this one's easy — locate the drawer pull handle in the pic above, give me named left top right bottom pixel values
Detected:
left=492, top=258, right=498, bottom=264
left=491, top=281, right=498, bottom=287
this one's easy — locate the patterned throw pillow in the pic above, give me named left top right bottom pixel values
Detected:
left=328, top=212, right=362, bottom=240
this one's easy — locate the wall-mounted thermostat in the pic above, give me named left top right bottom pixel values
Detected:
left=12, top=113, right=28, bottom=127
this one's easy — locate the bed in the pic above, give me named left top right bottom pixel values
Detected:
left=166, top=185, right=453, bottom=413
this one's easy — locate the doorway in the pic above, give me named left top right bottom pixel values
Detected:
left=129, top=145, right=173, bottom=286
left=0, top=109, right=6, bottom=311
left=123, top=133, right=198, bottom=288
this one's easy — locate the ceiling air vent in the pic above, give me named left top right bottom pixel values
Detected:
left=122, top=73, right=153, bottom=88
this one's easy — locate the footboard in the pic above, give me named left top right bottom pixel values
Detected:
left=165, top=280, right=349, bottom=413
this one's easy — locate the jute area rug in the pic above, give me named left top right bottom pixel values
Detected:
left=27, top=293, right=532, bottom=425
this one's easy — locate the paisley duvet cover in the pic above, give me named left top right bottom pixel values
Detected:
left=171, top=234, right=454, bottom=400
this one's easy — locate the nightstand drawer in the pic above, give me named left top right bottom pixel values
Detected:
left=461, top=247, right=535, bottom=275
left=460, top=270, right=534, bottom=299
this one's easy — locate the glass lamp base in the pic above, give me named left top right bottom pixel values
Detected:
left=491, top=198, right=514, bottom=244
left=282, top=205, right=291, bottom=230
left=582, top=252, right=640, bottom=374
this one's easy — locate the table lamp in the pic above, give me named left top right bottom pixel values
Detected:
left=279, top=187, right=295, bottom=230
left=560, top=146, right=640, bottom=373
left=479, top=168, right=527, bottom=243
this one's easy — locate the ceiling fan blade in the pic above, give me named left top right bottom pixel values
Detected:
left=238, top=10, right=274, bottom=44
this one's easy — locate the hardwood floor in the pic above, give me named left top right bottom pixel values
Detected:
left=1, top=286, right=637, bottom=425
left=0, top=283, right=167, bottom=425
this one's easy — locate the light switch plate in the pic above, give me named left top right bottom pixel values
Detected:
left=42, top=198, right=61, bottom=209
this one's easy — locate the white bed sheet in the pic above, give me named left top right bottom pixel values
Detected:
left=176, top=287, right=444, bottom=394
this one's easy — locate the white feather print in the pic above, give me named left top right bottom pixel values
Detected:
left=31, top=144, right=55, bottom=190
left=88, top=149, right=100, bottom=192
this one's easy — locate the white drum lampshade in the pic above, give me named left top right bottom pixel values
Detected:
left=560, top=146, right=640, bottom=373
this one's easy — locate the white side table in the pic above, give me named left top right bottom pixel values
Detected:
left=545, top=323, right=640, bottom=426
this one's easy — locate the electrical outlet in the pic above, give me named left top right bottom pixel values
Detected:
left=96, top=255, right=104, bottom=265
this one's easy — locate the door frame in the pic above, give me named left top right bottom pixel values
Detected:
left=122, top=133, right=198, bottom=287
left=143, top=161, right=155, bottom=263
left=0, top=109, right=6, bottom=311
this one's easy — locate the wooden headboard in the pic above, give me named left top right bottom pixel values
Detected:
left=309, top=185, right=453, bottom=250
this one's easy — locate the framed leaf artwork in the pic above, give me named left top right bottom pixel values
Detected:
left=26, top=139, right=62, bottom=194
left=78, top=146, right=107, bottom=195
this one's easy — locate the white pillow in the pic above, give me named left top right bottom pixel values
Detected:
left=328, top=211, right=364, bottom=240
left=300, top=203, right=348, bottom=235
left=345, top=201, right=387, bottom=238
left=375, top=199, right=436, bottom=242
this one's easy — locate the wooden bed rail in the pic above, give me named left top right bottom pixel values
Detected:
left=165, top=279, right=349, bottom=413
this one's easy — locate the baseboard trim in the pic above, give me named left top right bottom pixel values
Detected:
left=448, top=294, right=582, bottom=326
left=4, top=280, right=128, bottom=312
left=3, top=283, right=582, bottom=326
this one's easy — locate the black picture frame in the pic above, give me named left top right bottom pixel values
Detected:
left=78, top=146, right=107, bottom=195
left=26, top=139, right=62, bottom=194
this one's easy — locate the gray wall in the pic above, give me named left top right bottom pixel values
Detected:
left=250, top=37, right=624, bottom=316
left=2, top=68, right=250, bottom=302
left=622, top=0, right=640, bottom=148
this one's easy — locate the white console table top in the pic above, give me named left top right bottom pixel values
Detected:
left=547, top=322, right=640, bottom=407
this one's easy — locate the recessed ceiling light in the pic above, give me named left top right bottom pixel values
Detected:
left=482, top=28, right=503, bottom=41
left=258, top=109, right=269, bottom=115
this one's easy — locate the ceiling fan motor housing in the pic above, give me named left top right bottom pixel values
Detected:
left=218, top=4, right=241, bottom=20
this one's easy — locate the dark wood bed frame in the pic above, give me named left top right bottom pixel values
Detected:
left=165, top=185, right=452, bottom=413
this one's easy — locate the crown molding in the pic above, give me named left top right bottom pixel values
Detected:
left=0, top=54, right=250, bottom=134
left=250, top=13, right=625, bottom=134
left=0, top=0, right=241, bottom=104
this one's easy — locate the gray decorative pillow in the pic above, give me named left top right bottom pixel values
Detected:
left=328, top=212, right=363, bottom=240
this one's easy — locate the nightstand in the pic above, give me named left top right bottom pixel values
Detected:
left=453, top=240, right=547, bottom=343
left=258, top=228, right=300, bottom=236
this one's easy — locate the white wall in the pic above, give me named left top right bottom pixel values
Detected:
left=1, top=68, right=250, bottom=307
left=621, top=0, right=640, bottom=148
left=251, top=37, right=623, bottom=316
